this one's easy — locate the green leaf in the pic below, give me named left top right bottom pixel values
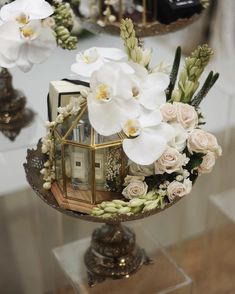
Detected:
left=186, top=153, right=204, bottom=171
left=166, top=46, right=181, bottom=101
left=191, top=71, right=219, bottom=107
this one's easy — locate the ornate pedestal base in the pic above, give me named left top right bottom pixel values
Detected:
left=0, top=68, right=34, bottom=140
left=84, top=224, right=151, bottom=287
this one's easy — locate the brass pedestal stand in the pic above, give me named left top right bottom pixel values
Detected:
left=0, top=68, right=34, bottom=140
left=24, top=142, right=184, bottom=287
left=84, top=223, right=151, bottom=287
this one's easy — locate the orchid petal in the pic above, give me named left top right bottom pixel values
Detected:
left=138, top=108, right=163, bottom=128
left=90, top=63, right=133, bottom=99
left=0, top=21, right=22, bottom=61
left=123, top=131, right=167, bottom=165
left=139, top=87, right=166, bottom=110
left=129, top=61, right=148, bottom=78
left=146, top=123, right=176, bottom=142
left=15, top=43, right=33, bottom=72
left=87, top=95, right=140, bottom=136
left=96, top=47, right=128, bottom=61
left=0, top=0, right=53, bottom=22
left=23, top=0, right=53, bottom=19
left=0, top=53, right=16, bottom=68
left=71, top=59, right=104, bottom=80
left=142, top=72, right=169, bottom=89
left=27, top=27, right=56, bottom=63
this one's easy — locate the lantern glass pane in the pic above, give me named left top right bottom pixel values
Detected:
left=67, top=110, right=91, bottom=145
left=64, top=143, right=93, bottom=203
left=96, top=145, right=126, bottom=193
left=55, top=113, right=81, bottom=139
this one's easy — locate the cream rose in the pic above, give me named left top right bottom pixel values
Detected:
left=167, top=179, right=192, bottom=201
left=155, top=147, right=189, bottom=174
left=160, top=103, right=177, bottom=122
left=175, top=102, right=198, bottom=131
left=206, top=132, right=222, bottom=156
left=129, top=162, right=155, bottom=176
left=187, top=129, right=222, bottom=156
left=122, top=180, right=148, bottom=200
left=198, top=151, right=216, bottom=174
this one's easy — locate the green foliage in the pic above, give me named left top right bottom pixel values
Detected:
left=166, top=46, right=181, bottom=101
left=186, top=152, right=204, bottom=171
left=52, top=0, right=78, bottom=50
left=173, top=44, right=214, bottom=103
left=191, top=71, right=219, bottom=108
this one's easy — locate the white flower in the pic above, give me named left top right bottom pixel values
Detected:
left=131, top=72, right=169, bottom=110
left=167, top=179, right=192, bottom=201
left=152, top=61, right=171, bottom=74
left=79, top=0, right=99, bottom=18
left=129, top=161, right=155, bottom=176
left=87, top=62, right=140, bottom=136
left=0, top=0, right=53, bottom=25
left=139, top=48, right=152, bottom=67
left=160, top=103, right=177, bottom=122
left=206, top=132, right=222, bottom=156
left=169, top=123, right=188, bottom=152
left=187, top=129, right=209, bottom=154
left=0, top=20, right=56, bottom=72
left=122, top=108, right=175, bottom=165
left=175, top=102, right=198, bottom=131
left=56, top=114, right=64, bottom=123
left=198, top=151, right=216, bottom=174
left=122, top=180, right=148, bottom=200
left=155, top=146, right=189, bottom=175
left=71, top=47, right=128, bottom=81
left=187, top=129, right=221, bottom=156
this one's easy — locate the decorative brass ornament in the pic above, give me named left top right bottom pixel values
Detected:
left=51, top=102, right=128, bottom=214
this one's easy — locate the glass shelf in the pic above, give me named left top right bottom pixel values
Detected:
left=52, top=224, right=192, bottom=294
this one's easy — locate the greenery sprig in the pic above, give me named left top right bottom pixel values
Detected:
left=52, top=0, right=78, bottom=50
left=173, top=44, right=213, bottom=103
left=91, top=191, right=166, bottom=218
left=120, top=18, right=151, bottom=68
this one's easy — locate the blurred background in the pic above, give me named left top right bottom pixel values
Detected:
left=0, top=0, right=235, bottom=293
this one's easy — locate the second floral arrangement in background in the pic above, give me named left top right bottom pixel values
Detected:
left=0, top=0, right=78, bottom=72
left=41, top=18, right=221, bottom=219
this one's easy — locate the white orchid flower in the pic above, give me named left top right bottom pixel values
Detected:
left=0, top=0, right=53, bottom=26
left=87, top=62, right=140, bottom=136
left=169, top=123, right=188, bottom=152
left=79, top=0, right=99, bottom=18
left=0, top=20, right=57, bottom=72
left=122, top=108, right=176, bottom=165
left=71, top=47, right=128, bottom=81
left=131, top=71, right=169, bottom=110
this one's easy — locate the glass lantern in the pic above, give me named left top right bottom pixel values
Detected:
left=51, top=102, right=128, bottom=214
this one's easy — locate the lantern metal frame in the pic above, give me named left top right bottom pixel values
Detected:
left=51, top=101, right=128, bottom=214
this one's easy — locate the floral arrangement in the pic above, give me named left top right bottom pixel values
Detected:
left=0, top=0, right=77, bottom=72
left=74, top=0, right=210, bottom=28
left=42, top=18, right=221, bottom=219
